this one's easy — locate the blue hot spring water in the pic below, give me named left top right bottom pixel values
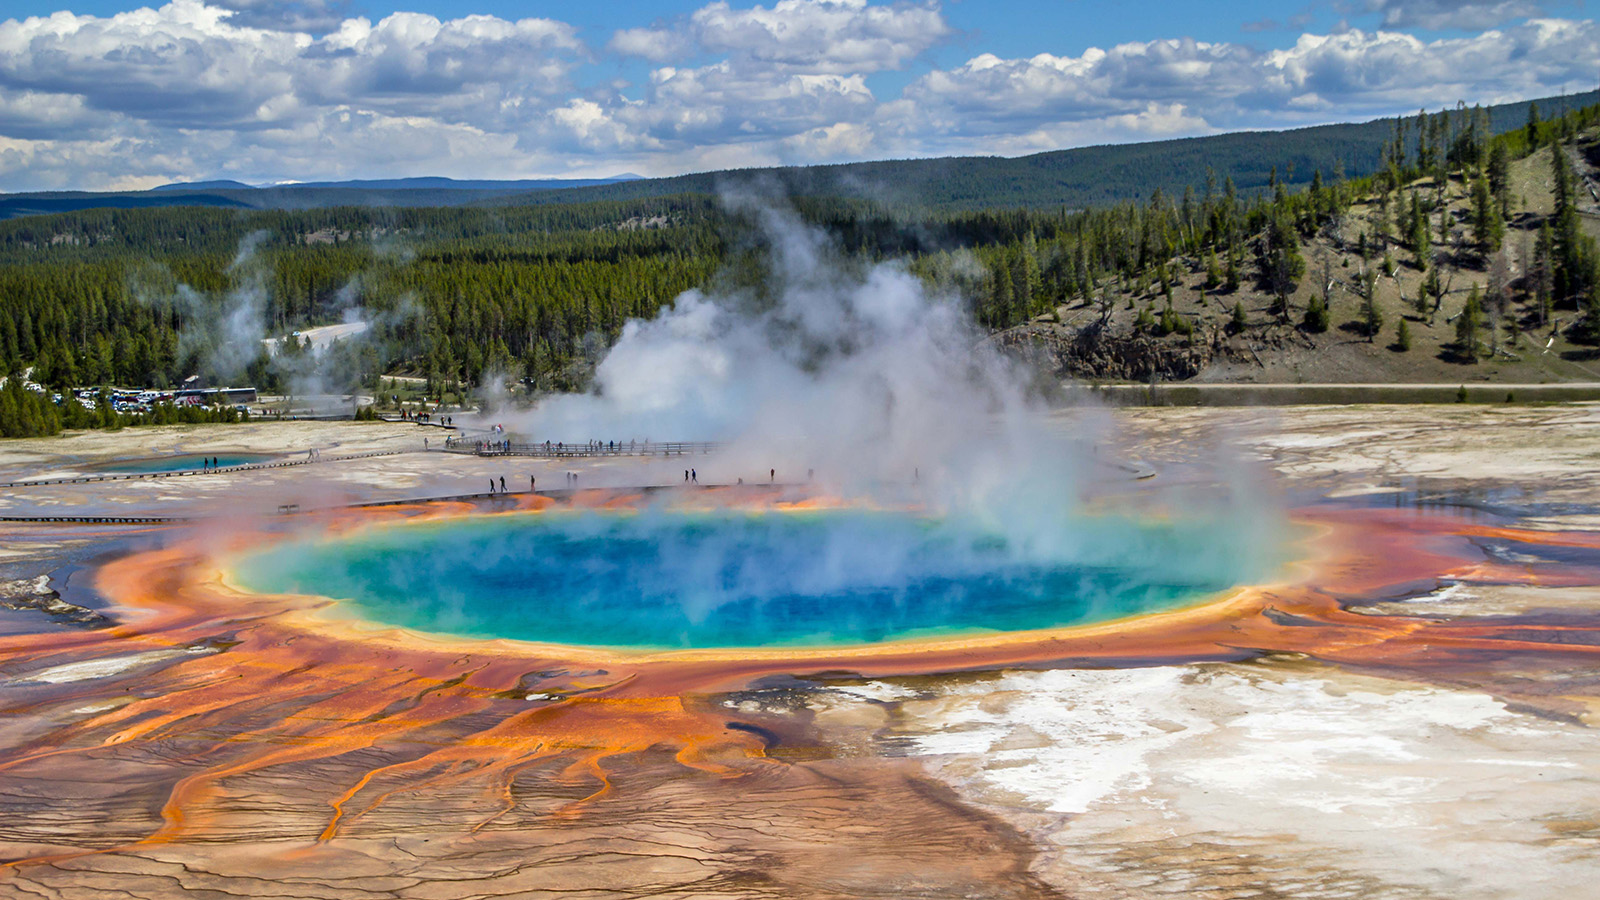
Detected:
left=233, top=509, right=1268, bottom=650
left=101, top=453, right=276, bottom=473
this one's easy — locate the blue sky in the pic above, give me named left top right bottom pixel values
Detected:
left=0, top=0, right=1596, bottom=190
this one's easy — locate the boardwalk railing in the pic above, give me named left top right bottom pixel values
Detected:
left=443, top=437, right=720, bottom=458
left=0, top=449, right=411, bottom=489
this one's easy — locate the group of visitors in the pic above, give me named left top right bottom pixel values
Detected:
left=481, top=472, right=570, bottom=495
left=533, top=439, right=656, bottom=456
left=399, top=409, right=452, bottom=425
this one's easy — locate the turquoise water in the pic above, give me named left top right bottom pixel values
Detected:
left=101, top=453, right=276, bottom=473
left=233, top=510, right=1262, bottom=650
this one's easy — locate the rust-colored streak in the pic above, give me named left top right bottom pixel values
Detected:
left=1, top=492, right=1598, bottom=876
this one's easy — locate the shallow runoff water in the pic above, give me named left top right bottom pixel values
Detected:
left=232, top=509, right=1265, bottom=650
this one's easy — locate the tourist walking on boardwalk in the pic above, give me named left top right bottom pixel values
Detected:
left=685, top=470, right=689, bottom=482
left=770, top=468, right=775, bottom=482
left=691, top=468, right=697, bottom=484
left=530, top=476, right=535, bottom=492
left=500, top=476, right=506, bottom=493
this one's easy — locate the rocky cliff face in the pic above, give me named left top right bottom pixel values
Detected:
left=990, top=322, right=1214, bottom=382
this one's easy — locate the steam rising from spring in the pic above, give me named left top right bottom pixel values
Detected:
left=174, top=230, right=272, bottom=381
left=502, top=200, right=1282, bottom=580
left=522, top=203, right=1052, bottom=502
left=163, top=231, right=413, bottom=403
left=236, top=200, right=1286, bottom=646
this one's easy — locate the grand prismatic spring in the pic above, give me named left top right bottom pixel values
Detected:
left=231, top=508, right=1265, bottom=650
left=3, top=406, right=1600, bottom=899
left=2, top=216, right=1599, bottom=898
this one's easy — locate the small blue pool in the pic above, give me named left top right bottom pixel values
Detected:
left=99, top=453, right=278, bottom=474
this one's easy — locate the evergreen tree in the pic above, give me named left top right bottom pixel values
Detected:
left=1471, top=176, right=1504, bottom=253
left=1407, top=192, right=1431, bottom=266
left=1303, top=294, right=1330, bottom=333
left=1550, top=147, right=1588, bottom=308
left=1361, top=290, right=1384, bottom=341
left=1532, top=223, right=1555, bottom=326
left=1487, top=142, right=1512, bottom=217
left=1455, top=286, right=1483, bottom=361
left=1260, top=213, right=1305, bottom=318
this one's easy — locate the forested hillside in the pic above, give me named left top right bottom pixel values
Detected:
left=985, top=101, right=1600, bottom=385
left=1, top=97, right=1598, bottom=438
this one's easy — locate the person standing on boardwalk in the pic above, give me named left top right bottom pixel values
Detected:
left=770, top=468, right=775, bottom=482
left=500, top=476, right=506, bottom=493
left=691, top=468, right=697, bottom=484
left=530, top=476, right=536, bottom=492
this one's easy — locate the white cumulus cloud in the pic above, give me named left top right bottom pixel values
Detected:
left=887, top=19, right=1600, bottom=156
left=1363, top=1, right=1548, bottom=31
left=0, top=0, right=1596, bottom=190
left=610, top=0, right=953, bottom=74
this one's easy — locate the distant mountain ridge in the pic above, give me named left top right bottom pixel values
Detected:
left=150, top=180, right=256, bottom=191
left=478, top=90, right=1600, bottom=212
left=152, top=175, right=644, bottom=192
left=4, top=90, right=1595, bottom=220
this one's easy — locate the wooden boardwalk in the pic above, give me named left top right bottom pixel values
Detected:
left=0, top=449, right=412, bottom=490
left=444, top=438, right=719, bottom=458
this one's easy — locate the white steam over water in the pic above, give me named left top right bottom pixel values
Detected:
left=520, top=204, right=1063, bottom=497
left=173, top=230, right=271, bottom=381
left=499, top=200, right=1284, bottom=586
left=231, top=201, right=1289, bottom=644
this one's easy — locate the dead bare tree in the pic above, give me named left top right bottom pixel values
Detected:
left=1487, top=249, right=1510, bottom=356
